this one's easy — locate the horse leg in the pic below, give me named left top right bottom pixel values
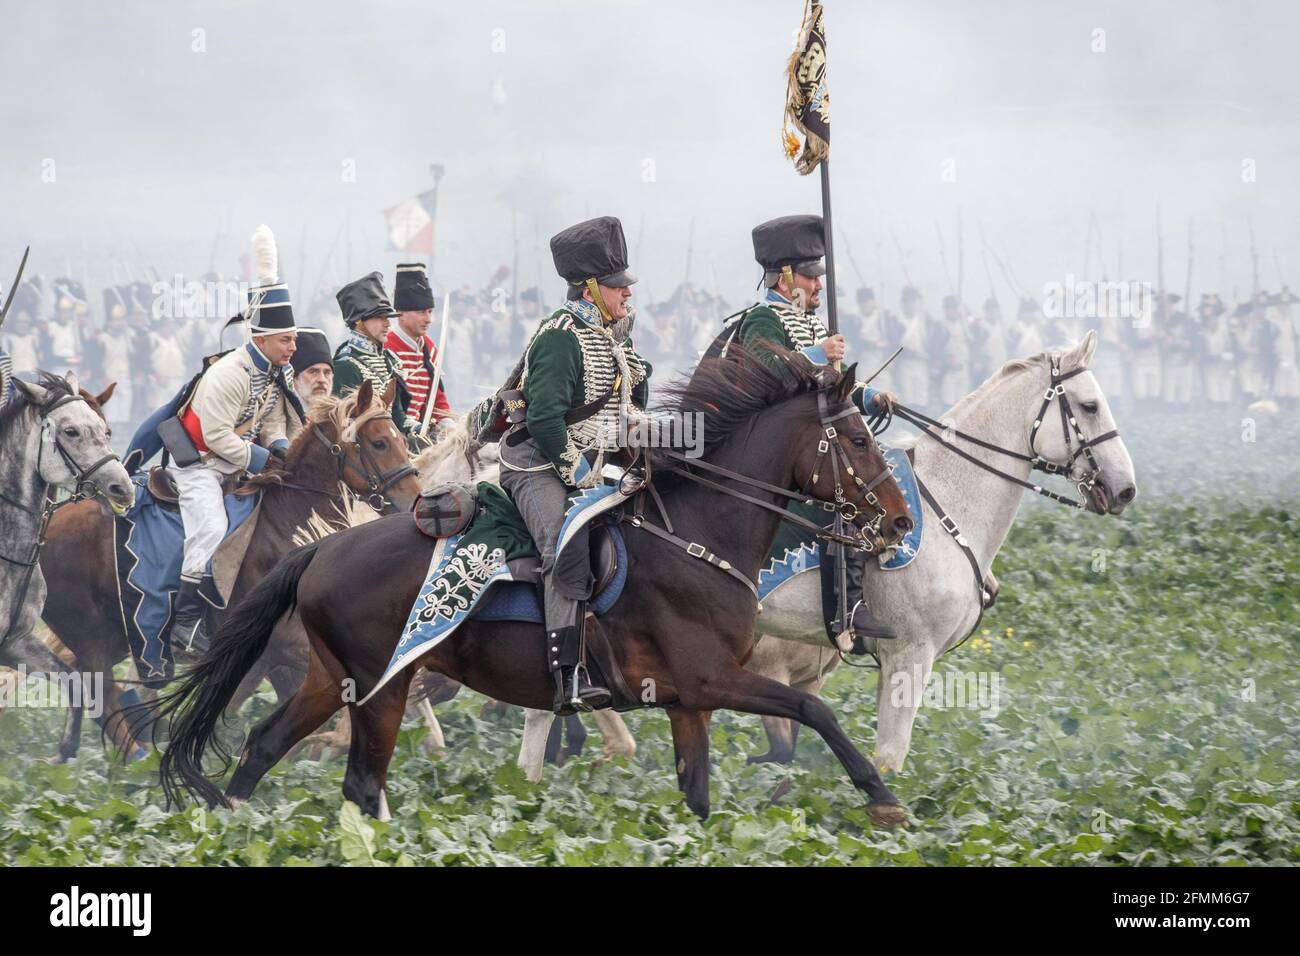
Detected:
left=415, top=698, right=444, bottom=751
left=681, top=666, right=904, bottom=825
left=591, top=709, right=636, bottom=764
left=518, top=708, right=555, bottom=782
left=874, top=640, right=936, bottom=774
left=544, top=714, right=564, bottom=765
left=0, top=630, right=88, bottom=763
left=561, top=713, right=588, bottom=761
left=341, top=674, right=411, bottom=820
left=226, top=650, right=344, bottom=802
left=752, top=715, right=799, bottom=765
left=668, top=709, right=713, bottom=819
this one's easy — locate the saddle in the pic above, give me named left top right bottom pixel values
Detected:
left=506, top=521, right=621, bottom=595
left=145, top=465, right=243, bottom=510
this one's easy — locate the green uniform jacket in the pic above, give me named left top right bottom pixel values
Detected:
left=332, top=342, right=413, bottom=433
left=734, top=302, right=882, bottom=414
left=521, top=316, right=652, bottom=480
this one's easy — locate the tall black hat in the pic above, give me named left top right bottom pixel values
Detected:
left=550, top=216, right=637, bottom=288
left=752, top=215, right=826, bottom=277
left=393, top=262, right=435, bottom=312
left=102, top=286, right=128, bottom=321
left=337, top=271, right=398, bottom=327
left=290, top=327, right=333, bottom=375
left=52, top=278, right=88, bottom=314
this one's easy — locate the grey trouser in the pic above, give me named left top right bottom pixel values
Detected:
left=499, top=433, right=594, bottom=635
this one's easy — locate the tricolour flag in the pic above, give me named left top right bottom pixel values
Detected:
left=383, top=189, right=438, bottom=253
left=782, top=0, right=830, bottom=176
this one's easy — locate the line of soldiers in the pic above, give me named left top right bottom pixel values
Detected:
left=844, top=285, right=1299, bottom=412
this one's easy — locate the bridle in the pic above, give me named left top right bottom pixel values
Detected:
left=891, top=358, right=1122, bottom=510
left=310, top=423, right=417, bottom=511
left=0, top=389, right=122, bottom=644
left=618, top=390, right=897, bottom=602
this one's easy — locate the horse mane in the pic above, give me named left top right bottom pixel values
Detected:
left=412, top=413, right=470, bottom=478
left=238, top=392, right=393, bottom=493
left=648, top=342, right=838, bottom=469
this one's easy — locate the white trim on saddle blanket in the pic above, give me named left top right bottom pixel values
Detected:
left=360, top=466, right=631, bottom=705
left=756, top=445, right=923, bottom=604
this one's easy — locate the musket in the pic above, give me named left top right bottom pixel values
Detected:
left=837, top=227, right=868, bottom=288
left=1156, top=204, right=1166, bottom=324
left=935, top=220, right=954, bottom=296
left=977, top=221, right=997, bottom=303
left=890, top=228, right=913, bottom=288
left=1184, top=218, right=1194, bottom=317
left=683, top=217, right=695, bottom=287
left=956, top=208, right=965, bottom=306
left=0, top=246, right=31, bottom=332
left=1248, top=217, right=1259, bottom=317
left=420, top=289, right=452, bottom=433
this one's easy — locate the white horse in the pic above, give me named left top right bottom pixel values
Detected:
left=0, top=372, right=134, bottom=761
left=515, top=331, right=1137, bottom=778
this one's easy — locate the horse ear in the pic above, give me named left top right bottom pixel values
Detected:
left=381, top=378, right=396, bottom=409
left=64, top=370, right=80, bottom=395
left=95, top=382, right=117, bottom=407
left=11, top=377, right=47, bottom=406
left=836, top=363, right=859, bottom=402
left=1065, top=330, right=1098, bottom=370
left=354, top=379, right=374, bottom=415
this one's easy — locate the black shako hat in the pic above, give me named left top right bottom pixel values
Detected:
left=337, top=271, right=398, bottom=327
left=550, top=216, right=637, bottom=288
left=752, top=215, right=827, bottom=277
left=290, top=327, right=333, bottom=375
left=393, top=262, right=435, bottom=312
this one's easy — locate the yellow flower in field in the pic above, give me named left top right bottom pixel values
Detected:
left=981, top=628, right=991, bottom=636
left=1022, top=640, right=1033, bottom=648
left=1006, top=627, right=1015, bottom=637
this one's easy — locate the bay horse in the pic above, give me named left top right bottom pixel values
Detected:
left=38, top=379, right=421, bottom=759
left=0, top=372, right=134, bottom=761
left=156, top=350, right=917, bottom=825
left=514, top=332, right=1137, bottom=781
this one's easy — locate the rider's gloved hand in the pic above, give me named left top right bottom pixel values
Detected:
left=247, top=443, right=271, bottom=474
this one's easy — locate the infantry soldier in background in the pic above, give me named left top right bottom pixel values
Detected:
left=1161, top=297, right=1197, bottom=406
left=1130, top=294, right=1165, bottom=404
left=937, top=295, right=969, bottom=407
left=896, top=286, right=934, bottom=410
left=1197, top=294, right=1236, bottom=405
left=1266, top=289, right=1299, bottom=407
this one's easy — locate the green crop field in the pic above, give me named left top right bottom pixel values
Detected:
left=2, top=409, right=1296, bottom=865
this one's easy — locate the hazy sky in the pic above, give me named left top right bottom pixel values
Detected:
left=3, top=0, right=1298, bottom=305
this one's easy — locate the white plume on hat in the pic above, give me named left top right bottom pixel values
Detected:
left=250, top=224, right=279, bottom=285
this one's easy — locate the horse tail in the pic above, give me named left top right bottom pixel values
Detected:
left=155, top=542, right=320, bottom=809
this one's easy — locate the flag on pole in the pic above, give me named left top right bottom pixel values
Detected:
left=383, top=189, right=438, bottom=253
left=782, top=0, right=830, bottom=176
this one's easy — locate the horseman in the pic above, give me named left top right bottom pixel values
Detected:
left=729, top=214, right=899, bottom=647
left=332, top=272, right=417, bottom=435
left=385, top=263, right=453, bottom=431
left=147, top=226, right=304, bottom=655
left=498, top=216, right=651, bottom=715
left=290, top=327, right=334, bottom=410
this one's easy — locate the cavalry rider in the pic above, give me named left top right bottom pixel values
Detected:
left=498, top=216, right=651, bottom=715
left=165, top=225, right=304, bottom=654
left=730, top=214, right=900, bottom=647
left=332, top=272, right=416, bottom=434
left=385, top=263, right=453, bottom=431
left=290, top=327, right=335, bottom=411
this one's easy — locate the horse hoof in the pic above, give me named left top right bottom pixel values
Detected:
left=769, top=777, right=794, bottom=804
left=227, top=796, right=247, bottom=810
left=867, top=802, right=908, bottom=828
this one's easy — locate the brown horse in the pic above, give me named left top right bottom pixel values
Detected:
left=39, top=380, right=421, bottom=758
left=158, top=350, right=917, bottom=826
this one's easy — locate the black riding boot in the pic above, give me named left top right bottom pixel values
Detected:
left=549, top=606, right=611, bottom=715
left=820, top=543, right=897, bottom=653
left=169, top=578, right=211, bottom=657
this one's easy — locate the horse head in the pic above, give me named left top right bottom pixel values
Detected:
left=8, top=371, right=133, bottom=514
left=1032, top=330, right=1137, bottom=515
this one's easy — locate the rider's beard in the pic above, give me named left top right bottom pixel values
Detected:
left=606, top=305, right=636, bottom=343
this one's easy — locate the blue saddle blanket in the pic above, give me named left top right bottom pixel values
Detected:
left=365, top=478, right=631, bottom=704
left=112, top=474, right=259, bottom=682
left=755, top=445, right=924, bottom=601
